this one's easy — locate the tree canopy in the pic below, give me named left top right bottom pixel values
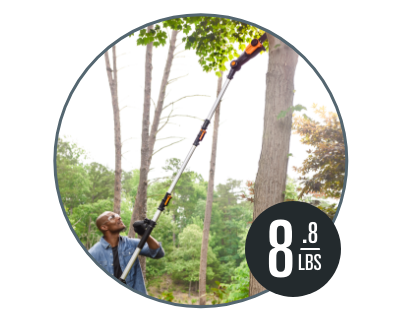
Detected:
left=292, top=104, right=345, bottom=199
left=134, top=17, right=268, bottom=75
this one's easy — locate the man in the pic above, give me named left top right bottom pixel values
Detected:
left=89, top=211, right=164, bottom=294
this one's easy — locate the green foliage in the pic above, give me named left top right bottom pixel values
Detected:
left=160, top=158, right=207, bottom=231
left=316, top=202, right=337, bottom=220
left=69, top=199, right=113, bottom=248
left=277, top=104, right=307, bottom=120
left=292, top=104, right=345, bottom=199
left=225, top=260, right=250, bottom=302
left=160, top=291, right=175, bottom=302
left=135, top=17, right=268, bottom=75
left=168, top=224, right=217, bottom=283
left=134, top=26, right=168, bottom=47
left=146, top=197, right=176, bottom=283
left=56, top=137, right=90, bottom=211
left=211, top=280, right=229, bottom=304
left=87, top=162, right=114, bottom=203
left=122, top=169, right=140, bottom=201
left=284, top=177, right=300, bottom=201
left=57, top=139, right=257, bottom=301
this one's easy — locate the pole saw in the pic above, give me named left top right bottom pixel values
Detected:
left=119, top=32, right=268, bottom=284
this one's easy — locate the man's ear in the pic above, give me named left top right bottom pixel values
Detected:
left=100, top=224, right=108, bottom=232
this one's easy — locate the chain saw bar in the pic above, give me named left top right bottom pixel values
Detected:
left=227, top=33, right=267, bottom=79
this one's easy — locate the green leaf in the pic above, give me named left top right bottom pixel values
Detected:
left=292, top=104, right=307, bottom=112
left=277, top=110, right=287, bottom=120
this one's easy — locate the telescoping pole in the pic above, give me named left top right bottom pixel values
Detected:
left=119, top=33, right=267, bottom=284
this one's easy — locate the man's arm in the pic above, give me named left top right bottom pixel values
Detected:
left=139, top=236, right=165, bottom=259
left=146, top=235, right=160, bottom=250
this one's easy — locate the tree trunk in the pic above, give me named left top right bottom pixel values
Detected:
left=148, top=30, right=178, bottom=159
left=104, top=46, right=122, bottom=213
left=128, top=26, right=154, bottom=277
left=249, top=33, right=299, bottom=296
left=128, top=28, right=178, bottom=278
left=199, top=74, right=223, bottom=305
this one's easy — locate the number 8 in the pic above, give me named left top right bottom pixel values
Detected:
left=269, top=220, right=293, bottom=278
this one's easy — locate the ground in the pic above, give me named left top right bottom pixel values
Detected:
left=146, top=274, right=215, bottom=305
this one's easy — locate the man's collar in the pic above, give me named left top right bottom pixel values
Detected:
left=100, top=235, right=124, bottom=248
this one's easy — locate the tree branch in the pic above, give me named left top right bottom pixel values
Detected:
left=117, top=66, right=129, bottom=72
left=167, top=74, right=188, bottom=85
left=72, top=218, right=82, bottom=228
left=163, top=94, right=210, bottom=111
left=152, top=138, right=185, bottom=156
left=120, top=105, right=131, bottom=112
left=122, top=137, right=136, bottom=145
left=148, top=176, right=170, bottom=186
left=159, top=114, right=203, bottom=121
left=173, top=50, right=186, bottom=57
left=157, top=107, right=174, bottom=133
left=156, top=136, right=185, bottom=141
left=151, top=96, right=156, bottom=109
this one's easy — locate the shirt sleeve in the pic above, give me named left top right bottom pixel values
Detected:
left=140, top=241, right=165, bottom=259
left=124, top=237, right=165, bottom=259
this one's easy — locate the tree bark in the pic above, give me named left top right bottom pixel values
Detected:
left=199, top=74, right=223, bottom=305
left=128, top=26, right=154, bottom=277
left=104, top=46, right=122, bottom=213
left=148, top=30, right=178, bottom=160
left=128, top=28, right=178, bottom=278
left=249, top=33, right=299, bottom=296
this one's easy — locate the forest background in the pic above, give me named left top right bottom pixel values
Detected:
left=57, top=18, right=344, bottom=305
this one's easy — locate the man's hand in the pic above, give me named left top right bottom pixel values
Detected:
left=133, top=220, right=160, bottom=250
left=133, top=220, right=148, bottom=236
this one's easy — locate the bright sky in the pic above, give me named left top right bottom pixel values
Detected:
left=59, top=29, right=339, bottom=189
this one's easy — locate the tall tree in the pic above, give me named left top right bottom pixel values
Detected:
left=148, top=30, right=179, bottom=162
left=135, top=18, right=301, bottom=296
left=128, top=25, right=154, bottom=276
left=128, top=28, right=180, bottom=277
left=104, top=46, right=122, bottom=213
left=199, top=74, right=223, bottom=305
left=250, top=33, right=299, bottom=296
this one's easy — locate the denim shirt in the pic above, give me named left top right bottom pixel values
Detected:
left=89, top=236, right=164, bottom=294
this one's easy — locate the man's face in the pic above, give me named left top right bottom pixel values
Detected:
left=101, top=212, right=126, bottom=233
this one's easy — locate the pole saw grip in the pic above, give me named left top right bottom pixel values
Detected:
left=137, top=219, right=157, bottom=250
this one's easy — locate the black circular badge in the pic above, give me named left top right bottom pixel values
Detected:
left=246, top=201, right=341, bottom=297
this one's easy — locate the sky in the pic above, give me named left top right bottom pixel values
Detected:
left=59, top=27, right=340, bottom=191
